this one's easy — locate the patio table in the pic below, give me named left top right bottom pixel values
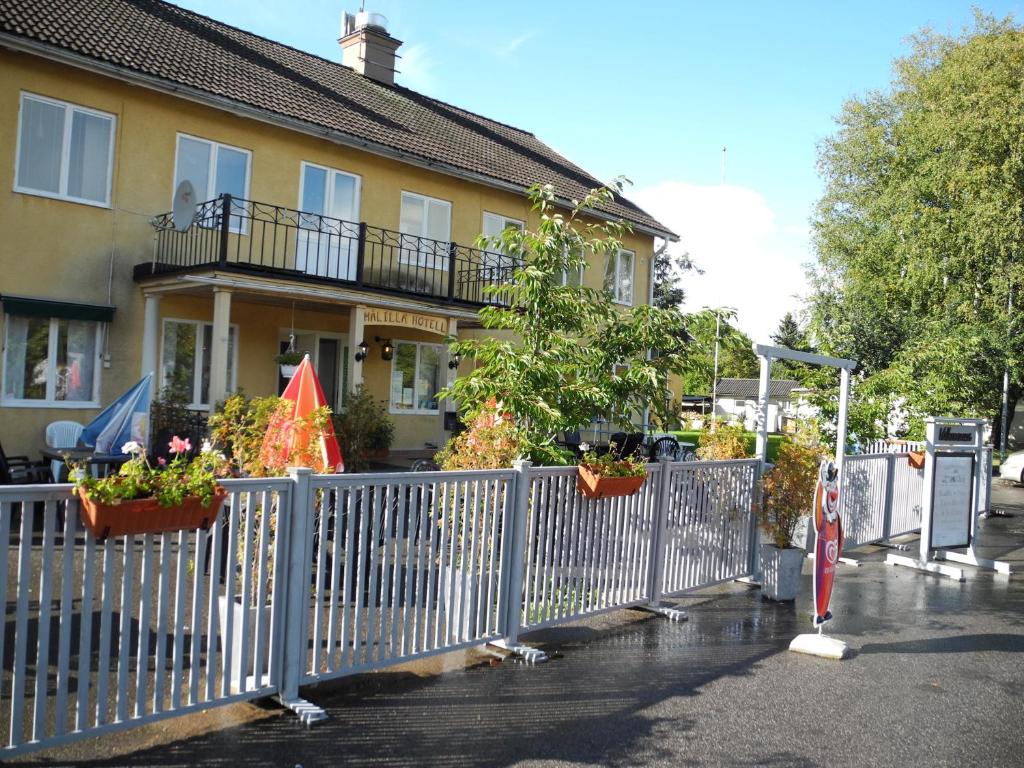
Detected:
left=40, top=447, right=129, bottom=481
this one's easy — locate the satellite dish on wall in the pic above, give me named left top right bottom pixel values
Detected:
left=172, top=179, right=196, bottom=232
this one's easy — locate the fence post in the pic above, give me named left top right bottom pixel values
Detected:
left=275, top=468, right=327, bottom=723
left=882, top=453, right=896, bottom=540
left=747, top=462, right=763, bottom=582
left=490, top=460, right=546, bottom=661
left=646, top=458, right=673, bottom=606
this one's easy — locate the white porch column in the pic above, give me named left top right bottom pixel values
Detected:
left=440, top=318, right=458, bottom=445
left=208, top=287, right=232, bottom=407
left=754, top=353, right=772, bottom=466
left=140, top=293, right=161, bottom=378
left=836, top=367, right=851, bottom=474
left=349, top=304, right=366, bottom=394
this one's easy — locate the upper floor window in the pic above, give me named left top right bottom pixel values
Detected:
left=15, top=93, right=115, bottom=207
left=2, top=314, right=101, bottom=406
left=399, top=191, right=451, bottom=268
left=174, top=134, right=250, bottom=231
left=297, top=162, right=361, bottom=279
left=482, top=212, right=524, bottom=246
left=604, top=248, right=635, bottom=305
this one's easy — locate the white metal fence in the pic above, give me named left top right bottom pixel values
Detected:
left=0, top=478, right=289, bottom=756
left=0, top=459, right=759, bottom=757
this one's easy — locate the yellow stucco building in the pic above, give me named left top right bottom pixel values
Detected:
left=0, top=1, right=674, bottom=459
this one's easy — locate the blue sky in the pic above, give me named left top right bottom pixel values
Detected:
left=176, top=0, right=1023, bottom=337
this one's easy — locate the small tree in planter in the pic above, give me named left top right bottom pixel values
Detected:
left=439, top=181, right=691, bottom=464
left=333, top=385, right=395, bottom=473
left=759, top=439, right=824, bottom=601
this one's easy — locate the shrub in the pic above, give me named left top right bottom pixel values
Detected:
left=760, top=440, right=825, bottom=548
left=436, top=399, right=527, bottom=470
left=208, top=393, right=284, bottom=476
left=332, top=385, right=395, bottom=473
left=696, top=421, right=749, bottom=460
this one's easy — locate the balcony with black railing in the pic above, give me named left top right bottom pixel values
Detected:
left=137, top=195, right=521, bottom=307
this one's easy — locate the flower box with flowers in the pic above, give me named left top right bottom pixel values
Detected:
left=73, top=437, right=230, bottom=540
left=575, top=443, right=648, bottom=499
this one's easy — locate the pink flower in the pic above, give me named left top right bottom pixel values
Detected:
left=157, top=457, right=167, bottom=466
left=168, top=435, right=192, bottom=454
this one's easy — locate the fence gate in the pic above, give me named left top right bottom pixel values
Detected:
left=0, top=479, right=290, bottom=757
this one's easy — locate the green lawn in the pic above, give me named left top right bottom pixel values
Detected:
left=667, top=430, right=787, bottom=463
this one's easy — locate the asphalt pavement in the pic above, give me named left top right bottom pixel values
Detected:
left=14, top=484, right=1024, bottom=767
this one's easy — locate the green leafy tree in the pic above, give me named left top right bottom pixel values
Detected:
left=441, top=182, right=690, bottom=464
left=677, top=308, right=758, bottom=395
left=808, top=12, right=1024, bottom=440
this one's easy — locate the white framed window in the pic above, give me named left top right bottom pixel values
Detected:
left=2, top=315, right=102, bottom=407
left=399, top=191, right=451, bottom=268
left=389, top=340, right=443, bottom=414
left=14, top=92, right=115, bottom=207
left=482, top=211, right=524, bottom=247
left=296, top=161, right=361, bottom=279
left=160, top=318, right=238, bottom=410
left=604, top=248, right=635, bottom=305
left=173, top=133, right=251, bottom=232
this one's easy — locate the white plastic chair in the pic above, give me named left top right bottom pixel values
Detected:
left=45, top=420, right=84, bottom=482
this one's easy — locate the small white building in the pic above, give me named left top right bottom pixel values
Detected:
left=714, top=378, right=813, bottom=433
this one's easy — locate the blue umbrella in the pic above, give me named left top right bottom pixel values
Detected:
left=81, top=373, right=153, bottom=454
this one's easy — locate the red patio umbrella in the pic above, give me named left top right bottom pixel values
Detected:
left=260, top=355, right=344, bottom=473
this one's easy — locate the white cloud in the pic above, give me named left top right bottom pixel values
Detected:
left=496, top=31, right=536, bottom=57
left=397, top=43, right=438, bottom=94
left=631, top=181, right=809, bottom=340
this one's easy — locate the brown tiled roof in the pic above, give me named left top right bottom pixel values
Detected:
left=0, top=0, right=673, bottom=236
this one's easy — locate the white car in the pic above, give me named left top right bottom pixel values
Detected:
left=998, top=450, right=1024, bottom=483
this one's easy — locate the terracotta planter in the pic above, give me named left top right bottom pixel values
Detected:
left=77, top=488, right=227, bottom=540
left=908, top=451, right=925, bottom=470
left=576, top=465, right=646, bottom=499
left=365, top=447, right=390, bottom=461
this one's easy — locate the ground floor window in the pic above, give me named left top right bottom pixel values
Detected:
left=390, top=340, right=442, bottom=414
left=2, top=314, right=101, bottom=406
left=160, top=318, right=237, bottom=408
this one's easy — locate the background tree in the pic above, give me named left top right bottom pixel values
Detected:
left=808, top=11, right=1024, bottom=441
left=677, top=309, right=758, bottom=395
left=652, top=246, right=700, bottom=310
left=770, top=312, right=815, bottom=384
left=442, top=182, right=691, bottom=463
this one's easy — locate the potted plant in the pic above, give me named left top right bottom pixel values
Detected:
left=758, top=440, right=822, bottom=601
left=72, top=437, right=229, bottom=540
left=333, top=385, right=395, bottom=472
left=275, top=350, right=305, bottom=379
left=575, top=443, right=648, bottom=499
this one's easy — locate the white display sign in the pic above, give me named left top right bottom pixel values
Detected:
left=929, top=453, right=974, bottom=549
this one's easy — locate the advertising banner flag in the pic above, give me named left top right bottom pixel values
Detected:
left=812, top=460, right=843, bottom=627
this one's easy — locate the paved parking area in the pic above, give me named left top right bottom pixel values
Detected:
left=14, top=485, right=1024, bottom=767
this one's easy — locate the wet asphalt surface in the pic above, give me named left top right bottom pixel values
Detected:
left=13, top=486, right=1024, bottom=767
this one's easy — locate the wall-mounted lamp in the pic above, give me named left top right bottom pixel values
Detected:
left=376, top=336, right=394, bottom=361
left=448, top=350, right=462, bottom=370
left=354, top=339, right=369, bottom=362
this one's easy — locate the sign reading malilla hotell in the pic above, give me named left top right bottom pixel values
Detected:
left=364, top=308, right=447, bottom=335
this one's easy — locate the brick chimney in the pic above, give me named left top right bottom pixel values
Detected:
left=339, top=11, right=401, bottom=85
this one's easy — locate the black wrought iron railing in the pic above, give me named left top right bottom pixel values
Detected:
left=144, top=195, right=520, bottom=306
